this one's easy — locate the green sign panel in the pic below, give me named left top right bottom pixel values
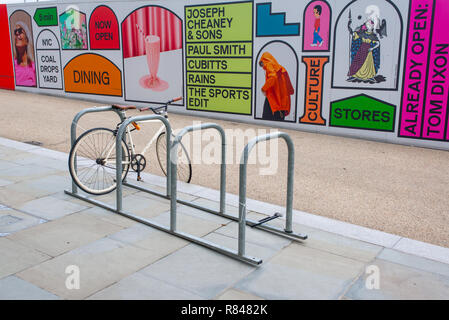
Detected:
left=185, top=1, right=253, bottom=115
left=329, top=94, right=396, bottom=132
left=34, top=7, right=58, bottom=27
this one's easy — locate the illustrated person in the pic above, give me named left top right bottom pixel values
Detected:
left=347, top=5, right=387, bottom=83
left=311, top=5, right=323, bottom=47
left=259, top=52, right=294, bottom=121
left=12, top=22, right=36, bottom=86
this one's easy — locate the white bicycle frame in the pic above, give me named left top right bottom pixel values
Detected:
left=102, top=111, right=169, bottom=166
left=127, top=119, right=166, bottom=158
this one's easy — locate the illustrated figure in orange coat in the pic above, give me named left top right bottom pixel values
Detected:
left=259, top=52, right=294, bottom=121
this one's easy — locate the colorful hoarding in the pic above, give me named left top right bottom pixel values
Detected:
left=2, top=0, right=448, bottom=150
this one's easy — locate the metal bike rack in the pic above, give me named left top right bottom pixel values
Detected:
left=238, top=132, right=308, bottom=257
left=66, top=107, right=307, bottom=266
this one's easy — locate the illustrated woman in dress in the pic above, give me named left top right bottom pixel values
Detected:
left=347, top=5, right=387, bottom=84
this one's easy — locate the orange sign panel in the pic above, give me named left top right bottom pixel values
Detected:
left=299, top=56, right=329, bottom=125
left=64, top=53, right=122, bottom=96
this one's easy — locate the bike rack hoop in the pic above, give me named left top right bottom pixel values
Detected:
left=68, top=106, right=126, bottom=194
left=169, top=122, right=262, bottom=265
left=238, top=132, right=307, bottom=256
left=115, top=114, right=172, bottom=212
left=170, top=123, right=226, bottom=229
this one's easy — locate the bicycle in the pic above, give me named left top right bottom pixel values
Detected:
left=68, top=97, right=192, bottom=195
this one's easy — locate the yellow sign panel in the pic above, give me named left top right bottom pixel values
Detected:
left=64, top=53, right=122, bottom=96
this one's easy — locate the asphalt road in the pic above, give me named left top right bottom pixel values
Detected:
left=0, top=89, right=447, bottom=247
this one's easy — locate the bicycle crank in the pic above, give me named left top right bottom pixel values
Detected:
left=131, top=154, right=147, bottom=181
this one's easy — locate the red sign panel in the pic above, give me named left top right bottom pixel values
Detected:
left=0, top=4, right=14, bottom=90
left=89, top=5, right=119, bottom=50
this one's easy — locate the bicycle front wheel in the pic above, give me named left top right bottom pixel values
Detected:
left=68, top=127, right=131, bottom=195
left=156, top=131, right=192, bottom=183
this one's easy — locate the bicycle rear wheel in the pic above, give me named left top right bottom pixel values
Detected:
left=68, top=127, right=131, bottom=195
left=156, top=131, right=192, bottom=183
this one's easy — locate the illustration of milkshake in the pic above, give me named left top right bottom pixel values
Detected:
left=139, top=35, right=168, bottom=91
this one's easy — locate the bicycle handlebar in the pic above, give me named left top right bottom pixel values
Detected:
left=170, top=96, right=183, bottom=103
left=139, top=97, right=183, bottom=114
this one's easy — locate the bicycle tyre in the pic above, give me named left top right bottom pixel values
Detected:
left=156, top=131, right=192, bottom=183
left=68, top=127, right=131, bottom=195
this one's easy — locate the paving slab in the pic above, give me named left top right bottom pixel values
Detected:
left=108, top=223, right=188, bottom=252
left=0, top=178, right=14, bottom=187
left=81, top=206, right=137, bottom=229
left=271, top=243, right=366, bottom=279
left=52, top=191, right=96, bottom=208
left=17, top=237, right=181, bottom=299
left=0, top=165, right=61, bottom=183
left=282, top=222, right=383, bottom=263
left=191, top=197, right=240, bottom=217
left=12, top=155, right=69, bottom=172
left=18, top=195, right=88, bottom=220
left=0, top=276, right=60, bottom=300
left=94, top=192, right=171, bottom=219
left=3, top=175, right=70, bottom=201
left=150, top=209, right=223, bottom=238
left=216, top=289, right=264, bottom=300
left=235, top=263, right=343, bottom=300
left=27, top=147, right=69, bottom=162
left=345, top=259, right=449, bottom=300
left=7, top=212, right=123, bottom=257
left=0, top=187, right=41, bottom=208
left=203, top=232, right=281, bottom=262
left=139, top=243, right=255, bottom=299
left=0, top=159, right=22, bottom=171
left=0, top=238, right=50, bottom=279
left=233, top=243, right=365, bottom=299
left=191, top=188, right=238, bottom=205
left=0, top=149, right=36, bottom=162
left=29, top=173, right=72, bottom=192
left=125, top=181, right=199, bottom=203
left=0, top=208, right=45, bottom=235
left=291, top=209, right=402, bottom=249
left=377, top=248, right=449, bottom=278
left=213, top=221, right=292, bottom=253
left=88, top=273, right=203, bottom=300
left=175, top=203, right=233, bottom=225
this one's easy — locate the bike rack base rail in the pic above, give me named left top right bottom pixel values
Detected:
left=65, top=190, right=261, bottom=266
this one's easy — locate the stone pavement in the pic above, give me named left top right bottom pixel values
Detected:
left=0, top=137, right=448, bottom=300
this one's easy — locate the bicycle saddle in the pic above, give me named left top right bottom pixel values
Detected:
left=111, top=104, right=137, bottom=110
